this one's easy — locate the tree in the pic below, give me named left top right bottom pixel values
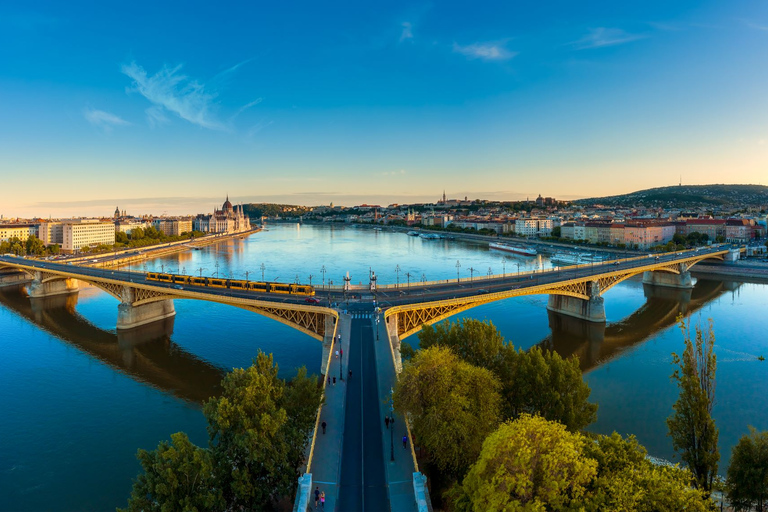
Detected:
left=204, top=352, right=321, bottom=509
left=116, top=231, right=129, bottom=244
left=458, top=415, right=598, bottom=511
left=551, top=226, right=562, bottom=238
left=418, top=319, right=597, bottom=431
left=727, top=427, right=768, bottom=511
left=48, top=244, right=60, bottom=255
left=25, top=235, right=45, bottom=256
left=130, top=227, right=144, bottom=240
left=394, top=346, right=502, bottom=477
left=667, top=315, right=719, bottom=493
left=119, top=432, right=224, bottom=512
left=582, top=432, right=711, bottom=512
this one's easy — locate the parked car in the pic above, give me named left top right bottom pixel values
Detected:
left=304, top=297, right=321, bottom=304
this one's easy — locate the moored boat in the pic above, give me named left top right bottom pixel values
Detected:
left=489, top=242, right=537, bottom=256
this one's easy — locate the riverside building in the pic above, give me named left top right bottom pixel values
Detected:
left=61, top=219, right=116, bottom=253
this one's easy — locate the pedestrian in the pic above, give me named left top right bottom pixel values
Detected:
left=335, top=350, right=339, bottom=359
left=333, top=376, right=336, bottom=385
left=322, top=421, right=327, bottom=434
left=340, top=348, right=343, bottom=358
left=390, top=416, right=395, bottom=429
left=403, top=435, right=408, bottom=449
left=314, top=486, right=320, bottom=508
left=385, top=416, right=390, bottom=429
left=327, top=375, right=330, bottom=385
left=320, top=491, right=325, bottom=509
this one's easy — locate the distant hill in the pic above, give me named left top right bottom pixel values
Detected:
left=242, top=203, right=310, bottom=219
left=576, top=184, right=768, bottom=209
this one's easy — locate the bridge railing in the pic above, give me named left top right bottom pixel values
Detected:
left=314, top=246, right=726, bottom=293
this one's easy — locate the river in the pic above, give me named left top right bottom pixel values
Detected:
left=1, top=223, right=766, bottom=510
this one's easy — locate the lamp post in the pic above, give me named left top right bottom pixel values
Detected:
left=395, top=264, right=401, bottom=288
left=488, top=267, right=492, bottom=278
left=421, top=273, right=426, bottom=284
left=295, top=274, right=300, bottom=284
left=308, top=274, right=314, bottom=287
left=215, top=261, right=219, bottom=278
left=245, top=270, right=250, bottom=284
left=260, top=263, right=265, bottom=281
left=321, top=265, right=327, bottom=289
left=502, top=256, right=507, bottom=277
left=197, top=267, right=205, bottom=277
left=390, top=387, right=395, bottom=461
left=405, top=272, right=412, bottom=287
left=161, top=264, right=165, bottom=273
left=456, top=260, right=461, bottom=282
left=517, top=262, right=520, bottom=276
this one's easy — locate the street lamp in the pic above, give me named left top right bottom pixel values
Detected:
left=517, top=262, right=520, bottom=276
left=390, top=387, right=395, bottom=461
left=295, top=274, right=300, bottom=284
left=468, top=267, right=476, bottom=282
left=456, top=260, right=461, bottom=282
left=395, top=264, right=401, bottom=288
left=321, top=265, right=327, bottom=289
left=421, top=273, right=426, bottom=284
left=260, top=262, right=266, bottom=281
left=245, top=270, right=250, bottom=283
left=308, top=274, right=314, bottom=287
left=197, top=267, right=205, bottom=277
left=502, top=256, right=507, bottom=277
left=405, top=272, right=412, bottom=287
left=215, top=261, right=219, bottom=278
left=488, top=267, right=492, bottom=278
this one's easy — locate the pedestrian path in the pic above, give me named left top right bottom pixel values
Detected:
left=373, top=313, right=419, bottom=512
left=306, top=314, right=351, bottom=512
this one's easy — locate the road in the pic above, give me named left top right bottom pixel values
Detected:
left=337, top=305, right=390, bottom=512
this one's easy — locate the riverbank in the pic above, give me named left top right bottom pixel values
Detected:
left=83, top=227, right=262, bottom=269
left=692, top=261, right=768, bottom=283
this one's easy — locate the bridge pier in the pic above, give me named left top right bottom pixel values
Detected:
left=27, top=272, right=79, bottom=298
left=117, top=286, right=175, bottom=330
left=0, top=270, right=31, bottom=288
left=546, top=281, right=606, bottom=323
left=642, top=265, right=694, bottom=289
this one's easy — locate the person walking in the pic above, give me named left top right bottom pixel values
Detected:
left=340, top=348, right=343, bottom=359
left=385, top=416, right=390, bottom=429
left=348, top=369, right=352, bottom=380
left=402, top=434, right=408, bottom=449
left=321, top=421, right=327, bottom=434
left=320, top=491, right=325, bottom=509
left=390, top=416, right=395, bottom=429
left=314, top=486, right=320, bottom=509
left=332, top=376, right=336, bottom=385
left=335, top=349, right=339, bottom=359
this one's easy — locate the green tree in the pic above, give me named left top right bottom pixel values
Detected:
left=25, top=235, right=45, bottom=256
left=130, top=227, right=144, bottom=240
left=418, top=319, right=596, bottom=431
left=115, top=231, right=129, bottom=244
left=204, top=352, right=321, bottom=509
left=119, top=432, right=224, bottom=512
left=394, top=346, right=502, bottom=477
left=582, top=432, right=711, bottom=512
left=551, top=226, right=561, bottom=238
left=726, top=427, right=768, bottom=511
left=47, top=244, right=60, bottom=255
left=458, top=414, right=598, bottom=511
left=667, top=315, right=719, bottom=493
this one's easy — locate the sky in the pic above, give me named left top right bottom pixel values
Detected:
left=1, top=1, right=768, bottom=217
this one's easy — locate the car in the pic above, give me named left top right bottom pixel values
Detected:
left=304, top=297, right=321, bottom=304
left=477, top=289, right=490, bottom=294
left=173, top=284, right=183, bottom=290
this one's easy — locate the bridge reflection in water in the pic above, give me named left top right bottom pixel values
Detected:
left=540, top=278, right=740, bottom=373
left=0, top=285, right=225, bottom=404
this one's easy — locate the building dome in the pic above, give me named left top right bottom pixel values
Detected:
left=222, top=195, right=233, bottom=211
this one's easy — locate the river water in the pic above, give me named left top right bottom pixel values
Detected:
left=1, top=223, right=766, bottom=510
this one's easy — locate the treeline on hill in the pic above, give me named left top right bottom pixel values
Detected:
left=241, top=203, right=311, bottom=219
left=576, top=184, right=768, bottom=208
left=396, top=318, right=720, bottom=511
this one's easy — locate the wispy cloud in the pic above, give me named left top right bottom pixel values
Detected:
left=382, top=169, right=407, bottom=176
left=83, top=108, right=130, bottom=131
left=231, top=98, right=263, bottom=120
left=121, top=61, right=225, bottom=130
left=568, top=28, right=646, bottom=50
left=145, top=106, right=170, bottom=128
left=400, top=22, right=413, bottom=42
left=453, top=41, right=516, bottom=61
left=247, top=119, right=273, bottom=138
left=742, top=20, right=768, bottom=31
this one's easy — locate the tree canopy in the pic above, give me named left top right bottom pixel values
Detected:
left=394, top=345, right=502, bottom=477
left=727, top=427, right=768, bottom=511
left=667, top=315, right=719, bottom=493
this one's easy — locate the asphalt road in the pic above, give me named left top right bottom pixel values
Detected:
left=337, top=308, right=390, bottom=512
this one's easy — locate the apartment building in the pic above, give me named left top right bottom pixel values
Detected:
left=61, top=219, right=116, bottom=253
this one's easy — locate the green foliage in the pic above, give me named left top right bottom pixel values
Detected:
left=459, top=414, right=598, bottom=511
left=455, top=418, right=711, bottom=512
left=418, top=319, right=597, bottom=431
left=122, top=353, right=322, bottom=511
left=204, top=352, right=322, bottom=509
left=551, top=226, right=561, bottom=238
left=726, top=427, right=768, bottom=511
left=130, top=227, right=144, bottom=240
left=582, top=432, right=711, bottom=511
left=394, top=346, right=502, bottom=477
left=118, top=432, right=223, bottom=512
left=400, top=341, right=416, bottom=361
left=25, top=235, right=45, bottom=255
left=115, top=231, right=129, bottom=244
left=667, top=315, right=719, bottom=493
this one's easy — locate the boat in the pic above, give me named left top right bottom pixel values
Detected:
left=407, top=230, right=420, bottom=236
left=550, top=252, right=603, bottom=265
left=419, top=233, right=441, bottom=240
left=489, top=242, right=537, bottom=256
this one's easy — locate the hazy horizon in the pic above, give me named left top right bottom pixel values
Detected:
left=2, top=1, right=768, bottom=217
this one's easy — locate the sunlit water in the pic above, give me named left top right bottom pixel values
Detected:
left=0, top=223, right=765, bottom=510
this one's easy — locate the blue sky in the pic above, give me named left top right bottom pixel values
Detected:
left=1, top=1, right=768, bottom=216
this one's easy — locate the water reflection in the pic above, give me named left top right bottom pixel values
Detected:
left=541, top=279, right=739, bottom=372
left=0, top=286, right=224, bottom=404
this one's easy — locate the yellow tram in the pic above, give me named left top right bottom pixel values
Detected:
left=146, top=272, right=315, bottom=296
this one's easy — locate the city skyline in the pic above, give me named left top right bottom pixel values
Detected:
left=2, top=1, right=768, bottom=217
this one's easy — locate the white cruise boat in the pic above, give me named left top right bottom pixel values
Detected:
left=489, top=242, right=537, bottom=256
